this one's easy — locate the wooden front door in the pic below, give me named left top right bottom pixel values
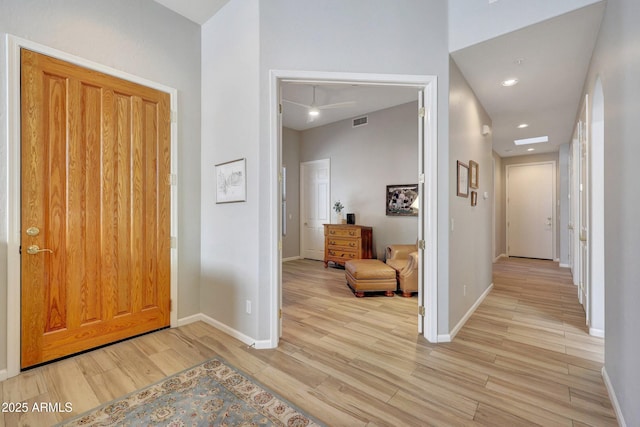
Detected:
left=20, top=49, right=171, bottom=368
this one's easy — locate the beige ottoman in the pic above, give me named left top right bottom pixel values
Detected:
left=345, top=259, right=397, bottom=297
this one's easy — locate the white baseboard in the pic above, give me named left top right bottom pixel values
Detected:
left=437, top=333, right=452, bottom=342
left=440, top=283, right=495, bottom=343
left=493, top=253, right=506, bottom=263
left=559, top=263, right=570, bottom=268
left=602, top=367, right=627, bottom=427
left=0, top=369, right=7, bottom=382
left=177, top=313, right=273, bottom=350
left=589, top=327, right=605, bottom=338
left=282, top=256, right=302, bottom=262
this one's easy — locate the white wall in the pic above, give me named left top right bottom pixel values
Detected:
left=492, top=152, right=506, bottom=259
left=448, top=0, right=604, bottom=52
left=200, top=0, right=261, bottom=339
left=300, top=103, right=419, bottom=258
left=579, top=0, right=640, bottom=424
left=282, top=128, right=301, bottom=259
left=448, top=58, right=494, bottom=330
left=0, top=0, right=201, bottom=372
left=256, top=0, right=450, bottom=337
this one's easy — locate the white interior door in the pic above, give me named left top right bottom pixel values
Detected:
left=300, top=159, right=330, bottom=260
left=507, top=162, right=555, bottom=259
left=571, top=127, right=581, bottom=288
left=579, top=106, right=590, bottom=322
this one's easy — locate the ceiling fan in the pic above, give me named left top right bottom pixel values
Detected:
left=283, top=85, right=355, bottom=122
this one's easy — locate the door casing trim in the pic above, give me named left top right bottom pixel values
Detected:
left=268, top=70, right=439, bottom=345
left=4, top=34, right=179, bottom=378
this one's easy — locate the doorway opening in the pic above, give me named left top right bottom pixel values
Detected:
left=268, top=71, right=439, bottom=346
left=505, top=161, right=557, bottom=260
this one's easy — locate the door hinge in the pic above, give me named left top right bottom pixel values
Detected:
left=171, top=110, right=178, bottom=123
left=168, top=174, right=177, bottom=186
left=170, top=236, right=177, bottom=249
left=279, top=308, right=282, bottom=319
left=418, top=306, right=426, bottom=316
left=170, top=299, right=173, bottom=312
left=278, top=239, right=282, bottom=251
left=419, top=107, right=426, bottom=118
left=418, top=173, right=425, bottom=184
left=418, top=240, right=426, bottom=250
left=279, top=103, right=283, bottom=114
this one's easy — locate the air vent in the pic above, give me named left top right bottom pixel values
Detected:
left=352, top=116, right=368, bottom=128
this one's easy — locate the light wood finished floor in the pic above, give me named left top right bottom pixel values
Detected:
left=1, top=257, right=617, bottom=426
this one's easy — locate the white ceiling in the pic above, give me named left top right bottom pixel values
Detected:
left=281, top=83, right=418, bottom=131
left=154, top=0, right=606, bottom=157
left=153, top=0, right=230, bottom=25
left=451, top=2, right=606, bottom=157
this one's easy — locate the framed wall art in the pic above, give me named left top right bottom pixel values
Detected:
left=457, top=161, right=469, bottom=197
left=386, top=184, right=419, bottom=216
left=471, top=191, right=478, bottom=206
left=215, top=158, right=246, bottom=203
left=469, top=160, right=479, bottom=189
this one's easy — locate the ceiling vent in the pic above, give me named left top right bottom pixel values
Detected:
left=352, top=116, right=368, bottom=128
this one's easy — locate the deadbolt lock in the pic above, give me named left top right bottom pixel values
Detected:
left=26, top=227, right=40, bottom=236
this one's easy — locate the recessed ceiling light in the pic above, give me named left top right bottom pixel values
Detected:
left=501, top=78, right=519, bottom=87
left=527, top=148, right=535, bottom=152
left=514, top=136, right=548, bottom=145
left=517, top=123, right=529, bottom=129
left=308, top=108, right=320, bottom=117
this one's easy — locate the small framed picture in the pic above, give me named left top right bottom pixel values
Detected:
left=457, top=161, right=469, bottom=197
left=215, top=158, right=246, bottom=203
left=469, top=160, right=479, bottom=189
left=471, top=191, right=477, bottom=206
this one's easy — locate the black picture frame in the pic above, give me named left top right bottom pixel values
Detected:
left=386, top=184, right=419, bottom=216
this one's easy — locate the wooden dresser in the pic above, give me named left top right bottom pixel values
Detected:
left=324, top=224, right=373, bottom=268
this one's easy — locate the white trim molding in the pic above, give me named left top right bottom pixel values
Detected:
left=4, top=34, right=179, bottom=378
left=282, top=256, right=302, bottom=262
left=602, top=367, right=627, bottom=427
left=269, top=69, right=439, bottom=347
left=439, top=283, right=494, bottom=343
left=493, top=253, right=507, bottom=263
left=178, top=313, right=271, bottom=350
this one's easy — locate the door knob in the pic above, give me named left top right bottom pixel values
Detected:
left=26, top=245, right=53, bottom=255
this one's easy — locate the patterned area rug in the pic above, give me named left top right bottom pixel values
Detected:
left=59, top=358, right=324, bottom=426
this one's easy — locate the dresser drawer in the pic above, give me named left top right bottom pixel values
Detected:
left=327, top=238, right=358, bottom=249
left=327, top=249, right=358, bottom=261
left=326, top=227, right=361, bottom=238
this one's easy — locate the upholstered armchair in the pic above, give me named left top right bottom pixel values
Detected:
left=385, top=244, right=419, bottom=297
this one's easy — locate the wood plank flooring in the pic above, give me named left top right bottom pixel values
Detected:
left=1, top=257, right=617, bottom=426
